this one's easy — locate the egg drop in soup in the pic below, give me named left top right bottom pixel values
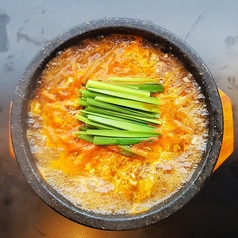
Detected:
left=27, top=34, right=209, bottom=214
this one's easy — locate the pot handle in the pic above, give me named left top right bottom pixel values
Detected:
left=9, top=101, right=15, bottom=159
left=8, top=89, right=234, bottom=171
left=213, top=89, right=234, bottom=171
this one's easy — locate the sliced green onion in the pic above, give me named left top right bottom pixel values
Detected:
left=87, top=115, right=155, bottom=131
left=78, top=134, right=94, bottom=143
left=95, top=96, right=159, bottom=113
left=76, top=129, right=160, bottom=137
left=119, top=145, right=148, bottom=158
left=87, top=98, right=159, bottom=118
left=79, top=98, right=88, bottom=107
left=87, top=87, right=160, bottom=104
left=86, top=80, right=150, bottom=97
left=107, top=77, right=160, bottom=83
left=93, top=136, right=150, bottom=145
left=137, top=84, right=164, bottom=93
left=80, top=109, right=151, bottom=126
left=76, top=115, right=116, bottom=130
left=80, top=89, right=104, bottom=98
left=85, top=106, right=161, bottom=124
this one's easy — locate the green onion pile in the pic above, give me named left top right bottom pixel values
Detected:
left=75, top=77, right=164, bottom=146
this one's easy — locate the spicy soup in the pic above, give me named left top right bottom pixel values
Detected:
left=27, top=34, right=208, bottom=214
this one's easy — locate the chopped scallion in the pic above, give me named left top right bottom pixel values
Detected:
left=93, top=136, right=150, bottom=145
left=95, top=96, right=159, bottom=113
left=86, top=79, right=150, bottom=97
left=75, top=78, right=164, bottom=148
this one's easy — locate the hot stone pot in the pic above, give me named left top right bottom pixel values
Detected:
left=10, top=18, right=223, bottom=230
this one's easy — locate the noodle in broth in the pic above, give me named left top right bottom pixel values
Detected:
left=27, top=35, right=208, bottom=214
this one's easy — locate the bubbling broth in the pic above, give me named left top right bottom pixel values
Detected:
left=27, top=34, right=208, bottom=214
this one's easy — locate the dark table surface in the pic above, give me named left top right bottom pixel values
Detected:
left=0, top=1, right=238, bottom=237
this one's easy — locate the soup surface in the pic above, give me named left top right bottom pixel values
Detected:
left=27, top=34, right=208, bottom=214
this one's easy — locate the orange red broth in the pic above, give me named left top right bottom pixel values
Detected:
left=27, top=35, right=208, bottom=214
